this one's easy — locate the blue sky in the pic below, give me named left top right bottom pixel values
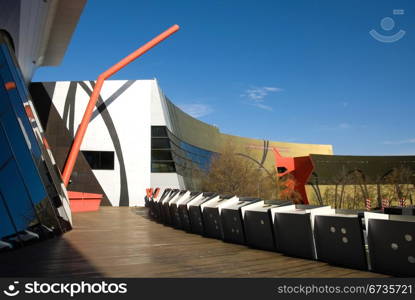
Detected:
left=34, top=0, right=415, bottom=155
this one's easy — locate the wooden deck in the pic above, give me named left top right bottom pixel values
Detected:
left=0, top=207, right=388, bottom=277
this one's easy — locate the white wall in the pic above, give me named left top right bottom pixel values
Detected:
left=51, top=80, right=153, bottom=206
left=150, top=173, right=182, bottom=190
left=150, top=79, right=168, bottom=126
left=50, top=79, right=186, bottom=206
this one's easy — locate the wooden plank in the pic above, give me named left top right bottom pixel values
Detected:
left=0, top=207, right=388, bottom=278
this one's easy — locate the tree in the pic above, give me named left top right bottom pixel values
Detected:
left=200, top=143, right=288, bottom=200
left=382, top=167, right=415, bottom=206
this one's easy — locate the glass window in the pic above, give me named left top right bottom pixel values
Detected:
left=151, top=126, right=168, bottom=137
left=151, top=150, right=173, bottom=161
left=277, top=167, right=287, bottom=174
left=151, top=138, right=171, bottom=149
left=82, top=151, right=115, bottom=170
left=151, top=127, right=175, bottom=172
left=150, top=126, right=216, bottom=174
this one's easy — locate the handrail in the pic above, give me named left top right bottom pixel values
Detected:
left=62, top=25, right=180, bottom=186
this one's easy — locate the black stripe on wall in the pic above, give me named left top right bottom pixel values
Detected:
left=29, top=82, right=112, bottom=206
left=62, top=82, right=77, bottom=137
left=78, top=81, right=131, bottom=206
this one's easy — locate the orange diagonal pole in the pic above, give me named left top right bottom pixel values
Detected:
left=62, top=24, right=180, bottom=186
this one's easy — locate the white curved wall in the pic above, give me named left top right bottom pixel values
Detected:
left=49, top=79, right=183, bottom=206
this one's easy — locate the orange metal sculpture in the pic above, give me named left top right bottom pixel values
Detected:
left=62, top=25, right=180, bottom=186
left=272, top=147, right=313, bottom=204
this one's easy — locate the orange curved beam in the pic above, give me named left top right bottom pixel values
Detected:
left=62, top=24, right=180, bottom=186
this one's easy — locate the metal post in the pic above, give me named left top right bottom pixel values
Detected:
left=62, top=25, right=180, bottom=186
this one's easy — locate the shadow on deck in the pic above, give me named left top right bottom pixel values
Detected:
left=0, top=207, right=388, bottom=278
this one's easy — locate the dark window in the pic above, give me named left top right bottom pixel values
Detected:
left=151, top=150, right=173, bottom=161
left=277, top=167, right=287, bottom=174
left=150, top=126, right=217, bottom=174
left=82, top=151, right=115, bottom=170
left=151, top=138, right=171, bottom=149
left=151, top=162, right=176, bottom=173
left=151, top=126, right=175, bottom=173
left=151, top=126, right=168, bottom=137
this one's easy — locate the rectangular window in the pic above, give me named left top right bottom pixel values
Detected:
left=151, top=126, right=168, bottom=137
left=150, top=126, right=215, bottom=173
left=151, top=150, right=173, bottom=161
left=82, top=151, right=115, bottom=170
left=151, top=126, right=175, bottom=173
left=151, top=138, right=171, bottom=149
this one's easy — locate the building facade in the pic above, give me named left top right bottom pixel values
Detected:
left=30, top=79, right=333, bottom=206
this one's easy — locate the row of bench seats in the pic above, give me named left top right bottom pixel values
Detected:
left=145, top=189, right=415, bottom=277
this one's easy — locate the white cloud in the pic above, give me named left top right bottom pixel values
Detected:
left=243, top=86, right=283, bottom=101
left=253, top=103, right=273, bottom=111
left=241, top=86, right=283, bottom=111
left=177, top=103, right=213, bottom=118
left=383, top=138, right=415, bottom=145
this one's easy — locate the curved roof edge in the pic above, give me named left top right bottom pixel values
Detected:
left=162, top=88, right=333, bottom=155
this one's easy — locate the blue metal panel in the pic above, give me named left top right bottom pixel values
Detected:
left=0, top=45, right=42, bottom=162
left=0, top=34, right=72, bottom=244
left=0, top=125, right=17, bottom=238
left=0, top=192, right=15, bottom=238
left=0, top=158, right=37, bottom=232
left=0, top=75, right=46, bottom=206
